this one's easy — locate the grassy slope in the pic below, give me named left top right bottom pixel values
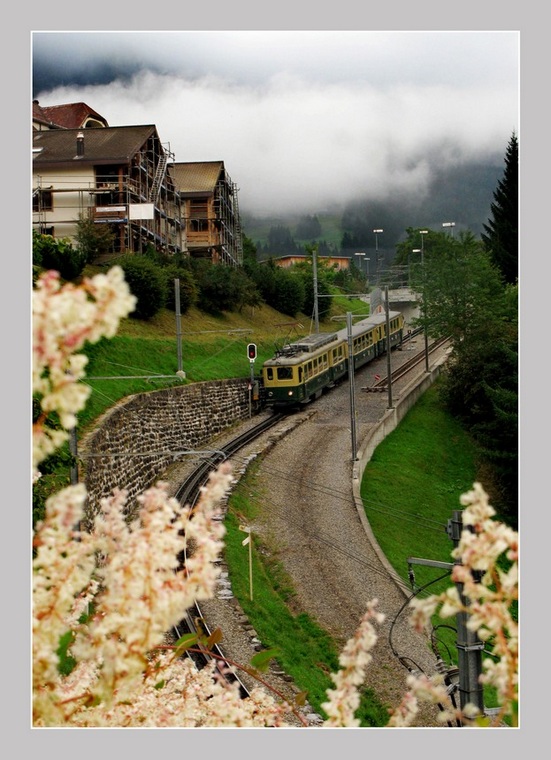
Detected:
left=79, top=285, right=369, bottom=433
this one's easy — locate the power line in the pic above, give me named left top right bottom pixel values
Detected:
left=230, top=454, right=448, bottom=534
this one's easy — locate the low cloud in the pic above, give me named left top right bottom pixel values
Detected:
left=33, top=31, right=518, bottom=217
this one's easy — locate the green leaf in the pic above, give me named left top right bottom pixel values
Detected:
left=173, top=632, right=198, bottom=657
left=57, top=630, right=77, bottom=676
left=207, top=627, right=223, bottom=649
left=250, top=648, right=279, bottom=672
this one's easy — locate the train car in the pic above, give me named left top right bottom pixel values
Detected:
left=261, top=310, right=404, bottom=408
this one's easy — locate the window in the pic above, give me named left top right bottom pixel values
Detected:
left=277, top=367, right=293, bottom=380
left=33, top=188, right=53, bottom=212
left=266, top=368, right=274, bottom=380
left=189, top=218, right=209, bottom=232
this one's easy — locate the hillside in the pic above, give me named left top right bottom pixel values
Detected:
left=79, top=280, right=369, bottom=434
left=241, top=159, right=502, bottom=258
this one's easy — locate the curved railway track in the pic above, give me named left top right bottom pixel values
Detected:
left=171, top=410, right=287, bottom=697
left=169, top=333, right=448, bottom=703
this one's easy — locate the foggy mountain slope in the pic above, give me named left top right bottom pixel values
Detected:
left=243, top=159, right=503, bottom=256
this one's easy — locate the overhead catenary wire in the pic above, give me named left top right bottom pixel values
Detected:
left=222, top=475, right=444, bottom=597
left=229, top=453, right=449, bottom=534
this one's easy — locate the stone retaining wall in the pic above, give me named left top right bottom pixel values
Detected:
left=80, top=378, right=256, bottom=528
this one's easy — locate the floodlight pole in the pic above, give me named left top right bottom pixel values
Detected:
left=312, top=246, right=319, bottom=333
left=384, top=286, right=393, bottom=409
left=347, top=312, right=357, bottom=461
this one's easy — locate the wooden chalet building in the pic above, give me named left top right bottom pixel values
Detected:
left=32, top=124, right=186, bottom=256
left=171, top=161, right=243, bottom=266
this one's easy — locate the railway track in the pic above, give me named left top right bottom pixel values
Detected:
left=171, top=410, right=287, bottom=697
left=363, top=334, right=450, bottom=391
left=169, top=334, right=448, bottom=700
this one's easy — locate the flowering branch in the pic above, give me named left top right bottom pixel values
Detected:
left=33, top=267, right=136, bottom=472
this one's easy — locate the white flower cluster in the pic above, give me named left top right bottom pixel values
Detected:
left=33, top=267, right=136, bottom=471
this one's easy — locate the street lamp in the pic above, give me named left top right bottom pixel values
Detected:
left=354, top=252, right=369, bottom=291
left=413, top=249, right=430, bottom=373
left=420, top=229, right=428, bottom=255
left=373, top=229, right=383, bottom=280
left=442, top=221, right=455, bottom=237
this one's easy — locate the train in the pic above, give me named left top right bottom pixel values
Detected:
left=260, top=310, right=405, bottom=408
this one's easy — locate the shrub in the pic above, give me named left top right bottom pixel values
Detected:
left=162, top=263, right=199, bottom=313
left=75, top=215, right=116, bottom=263
left=193, top=262, right=261, bottom=315
left=118, top=255, right=168, bottom=320
left=32, top=231, right=87, bottom=281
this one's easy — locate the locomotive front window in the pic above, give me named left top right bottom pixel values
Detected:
left=266, top=368, right=274, bottom=380
left=277, top=367, right=293, bottom=380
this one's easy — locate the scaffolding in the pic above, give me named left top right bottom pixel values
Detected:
left=213, top=171, right=243, bottom=266
left=33, top=137, right=185, bottom=257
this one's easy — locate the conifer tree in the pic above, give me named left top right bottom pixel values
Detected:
left=482, top=132, right=518, bottom=284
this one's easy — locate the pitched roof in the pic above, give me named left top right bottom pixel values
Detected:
left=33, top=100, right=62, bottom=129
left=171, top=161, right=225, bottom=196
left=32, top=125, right=158, bottom=168
left=34, top=101, right=109, bottom=129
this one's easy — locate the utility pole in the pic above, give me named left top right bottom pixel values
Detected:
left=384, top=286, right=393, bottom=409
left=174, top=279, right=184, bottom=375
left=346, top=312, right=357, bottom=461
left=69, top=426, right=79, bottom=485
left=447, top=510, right=485, bottom=717
left=407, top=508, right=485, bottom=724
left=312, top=245, right=319, bottom=333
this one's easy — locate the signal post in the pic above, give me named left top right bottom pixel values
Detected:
left=247, top=343, right=257, bottom=418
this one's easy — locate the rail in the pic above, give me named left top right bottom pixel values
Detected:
left=171, top=411, right=287, bottom=695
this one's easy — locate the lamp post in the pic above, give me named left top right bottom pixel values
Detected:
left=442, top=221, right=455, bottom=237
left=373, top=228, right=383, bottom=282
left=354, top=252, right=366, bottom=288
left=420, top=229, right=428, bottom=256
left=413, top=249, right=430, bottom=372
left=312, top=245, right=319, bottom=333
left=411, top=248, right=422, bottom=292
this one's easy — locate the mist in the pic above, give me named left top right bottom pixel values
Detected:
left=32, top=31, right=518, bottom=219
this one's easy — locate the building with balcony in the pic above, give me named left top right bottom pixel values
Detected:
left=32, top=124, right=186, bottom=256
left=171, top=161, right=243, bottom=266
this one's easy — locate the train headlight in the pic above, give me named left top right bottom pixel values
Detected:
left=288, top=390, right=293, bottom=396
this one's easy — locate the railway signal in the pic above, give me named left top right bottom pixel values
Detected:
left=247, top=343, right=257, bottom=418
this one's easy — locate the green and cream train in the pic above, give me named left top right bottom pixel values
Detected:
left=261, top=310, right=404, bottom=408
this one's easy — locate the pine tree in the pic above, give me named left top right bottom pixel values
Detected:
left=482, top=132, right=518, bottom=284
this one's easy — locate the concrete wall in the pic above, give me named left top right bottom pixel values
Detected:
left=80, top=378, right=255, bottom=528
left=351, top=356, right=448, bottom=598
